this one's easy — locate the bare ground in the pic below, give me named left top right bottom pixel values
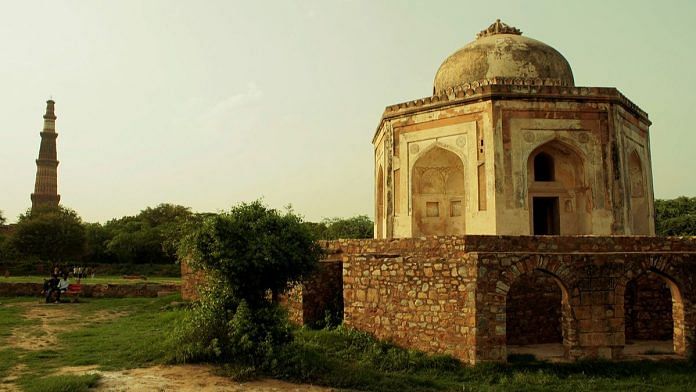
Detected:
left=2, top=302, right=334, bottom=391
left=59, top=365, right=334, bottom=392
left=8, top=302, right=127, bottom=351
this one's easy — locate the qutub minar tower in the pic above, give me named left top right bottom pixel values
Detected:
left=30, top=99, right=60, bottom=210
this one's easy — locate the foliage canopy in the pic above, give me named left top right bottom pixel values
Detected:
left=84, top=203, right=195, bottom=265
left=655, top=197, right=696, bottom=236
left=12, top=205, right=86, bottom=263
left=182, top=200, right=322, bottom=306
left=304, top=215, right=373, bottom=240
left=173, top=200, right=322, bottom=368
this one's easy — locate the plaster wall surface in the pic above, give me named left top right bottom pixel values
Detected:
left=373, top=84, right=654, bottom=238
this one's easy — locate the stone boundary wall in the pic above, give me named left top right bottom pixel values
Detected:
left=324, top=236, right=696, bottom=255
left=0, top=282, right=180, bottom=298
left=332, top=236, right=696, bottom=363
left=180, top=235, right=696, bottom=364
left=344, top=253, right=478, bottom=363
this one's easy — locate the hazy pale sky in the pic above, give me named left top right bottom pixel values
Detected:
left=1, top=0, right=695, bottom=223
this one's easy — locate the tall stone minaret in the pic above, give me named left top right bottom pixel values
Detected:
left=31, top=99, right=60, bottom=210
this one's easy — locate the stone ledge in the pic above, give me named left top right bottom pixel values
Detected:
left=0, top=282, right=181, bottom=298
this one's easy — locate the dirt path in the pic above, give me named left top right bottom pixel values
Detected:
left=60, top=365, right=335, bottom=392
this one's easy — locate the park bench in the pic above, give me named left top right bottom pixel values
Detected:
left=64, top=283, right=82, bottom=302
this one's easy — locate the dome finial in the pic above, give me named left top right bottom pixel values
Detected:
left=476, top=19, right=522, bottom=39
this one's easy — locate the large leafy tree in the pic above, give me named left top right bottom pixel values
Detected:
left=0, top=210, right=5, bottom=225
left=183, top=200, right=322, bottom=306
left=13, top=206, right=86, bottom=263
left=94, top=203, right=193, bottom=264
left=655, top=196, right=696, bottom=236
left=83, top=222, right=116, bottom=264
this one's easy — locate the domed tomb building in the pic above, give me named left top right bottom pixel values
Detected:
left=373, top=20, right=654, bottom=238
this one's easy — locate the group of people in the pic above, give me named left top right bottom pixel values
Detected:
left=42, top=273, right=70, bottom=303
left=41, top=265, right=94, bottom=303
left=70, top=265, right=95, bottom=280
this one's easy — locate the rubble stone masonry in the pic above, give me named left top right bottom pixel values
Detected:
left=182, top=235, right=696, bottom=364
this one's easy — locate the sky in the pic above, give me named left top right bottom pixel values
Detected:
left=1, top=0, right=695, bottom=224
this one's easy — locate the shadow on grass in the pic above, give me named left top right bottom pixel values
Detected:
left=264, top=327, right=696, bottom=392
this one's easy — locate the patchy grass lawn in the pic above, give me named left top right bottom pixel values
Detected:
left=272, top=327, right=696, bottom=392
left=1, top=275, right=181, bottom=285
left=1, top=295, right=694, bottom=391
left=0, top=295, right=183, bottom=390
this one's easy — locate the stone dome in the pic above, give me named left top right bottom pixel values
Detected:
left=433, top=20, right=574, bottom=94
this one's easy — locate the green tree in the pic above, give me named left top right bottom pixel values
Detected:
left=304, top=215, right=374, bottom=240
left=12, top=206, right=86, bottom=264
left=323, top=215, right=373, bottom=239
left=173, top=201, right=322, bottom=366
left=655, top=197, right=696, bottom=236
left=183, top=200, right=322, bottom=305
left=101, top=203, right=194, bottom=264
left=83, top=222, right=116, bottom=264
left=0, top=210, right=5, bottom=225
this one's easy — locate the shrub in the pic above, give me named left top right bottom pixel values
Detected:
left=171, top=201, right=321, bottom=374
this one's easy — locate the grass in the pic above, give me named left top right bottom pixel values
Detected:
left=270, top=327, right=696, bottom=391
left=1, top=295, right=695, bottom=391
left=20, top=374, right=101, bottom=392
left=0, top=295, right=184, bottom=390
left=1, top=275, right=181, bottom=285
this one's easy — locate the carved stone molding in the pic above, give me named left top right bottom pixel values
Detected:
left=476, top=19, right=522, bottom=39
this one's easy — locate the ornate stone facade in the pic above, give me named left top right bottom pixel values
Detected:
left=374, top=21, right=654, bottom=238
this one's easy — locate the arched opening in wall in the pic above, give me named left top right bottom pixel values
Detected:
left=623, top=270, right=685, bottom=358
left=411, top=146, right=465, bottom=236
left=506, top=269, right=570, bottom=361
left=376, top=166, right=384, bottom=239
left=628, top=150, right=650, bottom=234
left=527, top=140, right=589, bottom=235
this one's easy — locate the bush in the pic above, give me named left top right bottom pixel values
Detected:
left=181, top=201, right=322, bottom=306
left=172, top=201, right=321, bottom=374
left=171, top=283, right=292, bottom=372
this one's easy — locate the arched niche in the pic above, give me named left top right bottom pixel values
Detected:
left=628, top=150, right=650, bottom=234
left=376, top=166, right=384, bottom=239
left=622, top=269, right=686, bottom=356
left=505, top=268, right=574, bottom=361
left=527, top=140, right=590, bottom=235
left=411, top=146, right=465, bottom=236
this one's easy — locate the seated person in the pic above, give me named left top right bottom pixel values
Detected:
left=44, top=274, right=59, bottom=303
left=54, top=274, right=70, bottom=303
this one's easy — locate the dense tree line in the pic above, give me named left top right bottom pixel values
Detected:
left=303, top=215, right=373, bottom=240
left=0, top=204, right=197, bottom=265
left=0, top=203, right=374, bottom=266
left=655, top=196, right=696, bottom=236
